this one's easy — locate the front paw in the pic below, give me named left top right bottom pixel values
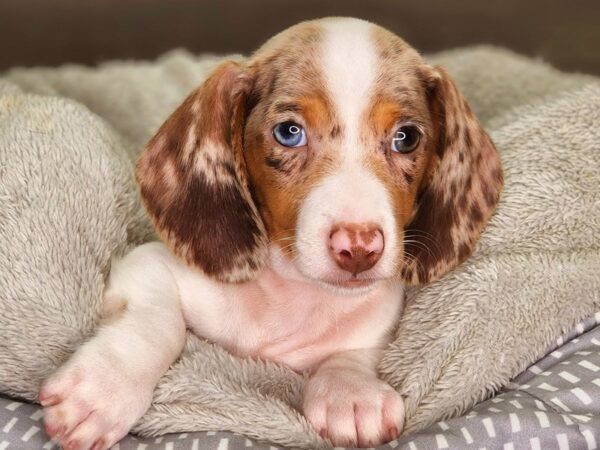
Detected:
left=40, top=351, right=153, bottom=450
left=302, top=369, right=404, bottom=447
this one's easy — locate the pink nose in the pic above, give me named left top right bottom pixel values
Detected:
left=329, top=224, right=384, bottom=276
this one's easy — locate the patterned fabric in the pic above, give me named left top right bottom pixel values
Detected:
left=2, top=314, right=600, bottom=450
left=395, top=313, right=600, bottom=450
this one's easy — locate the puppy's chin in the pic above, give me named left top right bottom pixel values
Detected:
left=289, top=256, right=385, bottom=296
left=315, top=277, right=383, bottom=297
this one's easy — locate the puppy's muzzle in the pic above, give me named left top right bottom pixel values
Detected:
left=329, top=223, right=384, bottom=276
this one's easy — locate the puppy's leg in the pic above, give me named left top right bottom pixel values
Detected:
left=40, top=242, right=186, bottom=450
left=302, top=349, right=405, bottom=448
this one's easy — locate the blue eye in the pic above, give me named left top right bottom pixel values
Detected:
left=391, top=126, right=420, bottom=153
left=273, top=122, right=307, bottom=147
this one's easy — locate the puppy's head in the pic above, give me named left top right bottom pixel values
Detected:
left=137, top=18, right=503, bottom=291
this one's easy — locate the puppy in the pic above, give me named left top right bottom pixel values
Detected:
left=39, top=17, right=502, bottom=449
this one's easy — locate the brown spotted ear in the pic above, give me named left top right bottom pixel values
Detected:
left=401, top=66, right=503, bottom=285
left=136, top=61, right=268, bottom=282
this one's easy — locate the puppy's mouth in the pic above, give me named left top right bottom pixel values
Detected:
left=328, top=278, right=377, bottom=288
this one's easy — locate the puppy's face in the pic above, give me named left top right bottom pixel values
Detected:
left=136, top=18, right=503, bottom=291
left=244, top=20, right=435, bottom=292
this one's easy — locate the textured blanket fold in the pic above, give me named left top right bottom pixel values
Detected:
left=0, top=46, right=599, bottom=449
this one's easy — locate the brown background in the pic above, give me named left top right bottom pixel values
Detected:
left=0, top=0, right=599, bottom=74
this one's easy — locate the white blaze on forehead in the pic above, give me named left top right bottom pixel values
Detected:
left=320, top=18, right=377, bottom=159
left=292, top=19, right=399, bottom=285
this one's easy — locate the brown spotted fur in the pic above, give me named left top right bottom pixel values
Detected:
left=400, top=66, right=503, bottom=284
left=136, top=19, right=502, bottom=285
left=136, top=62, right=268, bottom=282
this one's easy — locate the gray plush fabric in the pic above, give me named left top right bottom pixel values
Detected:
left=0, top=47, right=598, bottom=449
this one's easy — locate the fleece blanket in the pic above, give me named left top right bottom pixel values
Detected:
left=0, top=46, right=599, bottom=449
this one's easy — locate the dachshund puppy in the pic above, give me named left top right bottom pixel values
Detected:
left=40, top=17, right=502, bottom=449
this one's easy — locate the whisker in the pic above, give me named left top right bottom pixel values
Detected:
left=403, top=239, right=436, bottom=260
left=403, top=230, right=442, bottom=253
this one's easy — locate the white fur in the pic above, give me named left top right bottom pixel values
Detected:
left=294, top=19, right=399, bottom=288
left=321, top=18, right=376, bottom=161
left=295, top=169, right=399, bottom=286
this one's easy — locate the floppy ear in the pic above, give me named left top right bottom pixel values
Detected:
left=136, top=61, right=268, bottom=282
left=401, top=66, right=503, bottom=285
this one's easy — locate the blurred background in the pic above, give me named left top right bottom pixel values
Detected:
left=0, top=0, right=598, bottom=74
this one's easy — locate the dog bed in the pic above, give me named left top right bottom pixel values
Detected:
left=2, top=314, right=600, bottom=449
left=0, top=46, right=599, bottom=449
